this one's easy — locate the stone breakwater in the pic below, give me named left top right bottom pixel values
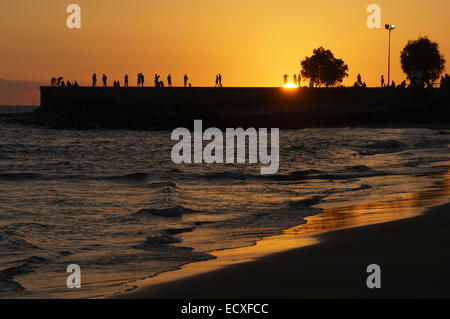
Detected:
left=2, top=87, right=449, bottom=130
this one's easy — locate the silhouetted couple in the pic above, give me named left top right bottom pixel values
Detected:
left=215, top=74, right=223, bottom=87
left=137, top=73, right=145, bottom=87
left=293, top=74, right=301, bottom=87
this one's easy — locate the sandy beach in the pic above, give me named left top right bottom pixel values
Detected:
left=120, top=196, right=450, bottom=299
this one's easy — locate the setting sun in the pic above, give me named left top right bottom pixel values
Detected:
left=283, top=83, right=298, bottom=88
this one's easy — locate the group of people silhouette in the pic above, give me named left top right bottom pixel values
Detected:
left=51, top=77, right=79, bottom=88
left=88, top=73, right=192, bottom=87
left=283, top=74, right=302, bottom=87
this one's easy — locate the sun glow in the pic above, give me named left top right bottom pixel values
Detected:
left=283, top=83, right=298, bottom=89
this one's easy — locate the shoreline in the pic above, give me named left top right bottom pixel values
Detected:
left=116, top=168, right=450, bottom=299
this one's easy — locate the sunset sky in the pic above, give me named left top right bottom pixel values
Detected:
left=0, top=0, right=449, bottom=104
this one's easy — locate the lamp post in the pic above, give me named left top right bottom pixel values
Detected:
left=385, top=24, right=395, bottom=87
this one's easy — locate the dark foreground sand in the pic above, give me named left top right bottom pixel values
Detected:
left=121, top=201, right=450, bottom=299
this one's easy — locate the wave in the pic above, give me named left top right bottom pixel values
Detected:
left=133, top=205, right=197, bottom=218
left=103, top=172, right=150, bottom=182
left=0, top=255, right=50, bottom=295
left=201, top=172, right=259, bottom=180
left=0, top=172, right=42, bottom=181
left=133, top=233, right=182, bottom=250
left=288, top=195, right=326, bottom=208
left=147, top=181, right=178, bottom=189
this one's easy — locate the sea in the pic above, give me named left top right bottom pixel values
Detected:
left=0, top=105, right=449, bottom=298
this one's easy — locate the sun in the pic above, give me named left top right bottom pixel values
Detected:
left=283, top=83, right=298, bottom=89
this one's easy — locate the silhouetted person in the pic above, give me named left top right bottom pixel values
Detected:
left=74, top=81, right=79, bottom=87
left=102, top=74, right=107, bottom=87
left=381, top=75, right=385, bottom=88
left=67, top=81, right=72, bottom=87
left=60, top=80, right=65, bottom=87
left=92, top=73, right=97, bottom=87
left=357, top=74, right=362, bottom=86
left=298, top=73, right=302, bottom=87
left=283, top=74, right=288, bottom=85
left=51, top=77, right=57, bottom=87
left=391, top=81, right=395, bottom=88
left=218, top=74, right=222, bottom=87
left=124, top=74, right=129, bottom=87
left=215, top=75, right=219, bottom=87
left=189, top=83, right=192, bottom=87
left=167, top=74, right=172, bottom=87
left=184, top=74, right=188, bottom=87
left=400, top=80, right=406, bottom=88
left=154, top=74, right=160, bottom=87
left=57, top=77, right=63, bottom=87
left=293, top=74, right=297, bottom=86
left=160, top=81, right=164, bottom=87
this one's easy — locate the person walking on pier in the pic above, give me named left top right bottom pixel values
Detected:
left=283, top=74, right=288, bottom=86
left=92, top=73, right=97, bottom=87
left=102, top=74, right=107, bottom=87
left=124, top=74, right=129, bottom=87
left=215, top=75, right=219, bottom=87
left=167, top=74, right=172, bottom=87
left=218, top=74, right=222, bottom=87
left=184, top=74, right=188, bottom=87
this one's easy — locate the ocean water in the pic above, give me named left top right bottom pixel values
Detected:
left=0, top=106, right=449, bottom=298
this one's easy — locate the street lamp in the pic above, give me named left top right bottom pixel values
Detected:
left=385, top=24, right=395, bottom=87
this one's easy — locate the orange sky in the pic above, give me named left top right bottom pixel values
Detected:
left=0, top=0, right=449, bottom=92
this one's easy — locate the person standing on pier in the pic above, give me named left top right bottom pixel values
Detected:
left=92, top=73, right=97, bottom=87
left=167, top=74, right=172, bottom=87
left=218, top=74, right=222, bottom=87
left=102, top=74, right=107, bottom=87
left=124, top=74, right=129, bottom=87
left=184, top=74, right=188, bottom=87
left=283, top=74, right=288, bottom=86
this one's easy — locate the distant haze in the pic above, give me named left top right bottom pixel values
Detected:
left=0, top=0, right=449, bottom=104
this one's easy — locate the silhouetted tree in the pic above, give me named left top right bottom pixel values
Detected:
left=300, top=47, right=348, bottom=87
left=400, top=37, right=445, bottom=86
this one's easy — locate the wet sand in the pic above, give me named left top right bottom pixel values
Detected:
left=118, top=170, right=450, bottom=299
left=120, top=200, right=450, bottom=299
